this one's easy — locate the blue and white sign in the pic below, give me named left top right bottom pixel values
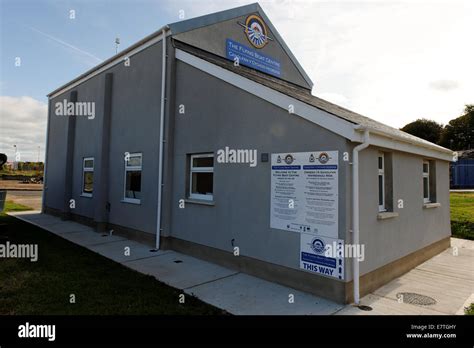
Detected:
left=300, top=233, right=345, bottom=280
left=226, top=39, right=281, bottom=77
left=270, top=151, right=339, bottom=238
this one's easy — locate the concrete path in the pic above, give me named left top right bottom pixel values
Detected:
left=337, top=238, right=474, bottom=315
left=7, top=211, right=474, bottom=315
left=8, top=211, right=343, bottom=315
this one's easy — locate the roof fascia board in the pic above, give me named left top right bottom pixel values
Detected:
left=175, top=48, right=357, bottom=141
left=48, top=29, right=170, bottom=99
left=176, top=49, right=454, bottom=161
left=366, top=132, right=454, bottom=161
left=169, top=3, right=314, bottom=89
left=169, top=3, right=260, bottom=35
left=255, top=4, right=314, bottom=88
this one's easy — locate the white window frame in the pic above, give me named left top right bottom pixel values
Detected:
left=81, top=157, right=94, bottom=197
left=123, top=153, right=142, bottom=204
left=378, top=153, right=385, bottom=212
left=189, top=153, right=214, bottom=201
left=423, top=160, right=430, bottom=203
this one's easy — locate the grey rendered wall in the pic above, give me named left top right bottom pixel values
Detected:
left=173, top=13, right=311, bottom=89
left=43, top=98, right=69, bottom=211
left=170, top=61, right=350, bottom=275
left=356, top=146, right=451, bottom=276
left=45, top=40, right=165, bottom=236
left=105, top=41, right=163, bottom=234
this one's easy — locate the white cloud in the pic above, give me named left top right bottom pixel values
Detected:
left=0, top=96, right=47, bottom=162
left=168, top=0, right=474, bottom=128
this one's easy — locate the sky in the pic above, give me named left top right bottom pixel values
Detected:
left=1, top=0, right=473, bottom=161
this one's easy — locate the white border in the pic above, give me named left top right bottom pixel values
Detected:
left=189, top=153, right=214, bottom=202
left=123, top=152, right=142, bottom=204
left=81, top=157, right=94, bottom=198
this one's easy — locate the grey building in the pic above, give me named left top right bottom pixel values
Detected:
left=43, top=3, right=454, bottom=304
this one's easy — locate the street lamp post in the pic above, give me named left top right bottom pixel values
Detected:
left=13, top=145, right=17, bottom=171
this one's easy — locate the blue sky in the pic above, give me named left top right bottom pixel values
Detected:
left=1, top=0, right=186, bottom=101
left=1, top=0, right=474, bottom=161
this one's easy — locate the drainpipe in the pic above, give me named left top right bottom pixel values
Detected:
left=155, top=27, right=169, bottom=250
left=352, top=127, right=370, bottom=304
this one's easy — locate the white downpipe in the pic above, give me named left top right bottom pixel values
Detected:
left=352, top=128, right=370, bottom=304
left=155, top=27, right=169, bottom=250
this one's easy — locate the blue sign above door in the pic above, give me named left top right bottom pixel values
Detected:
left=226, top=39, right=281, bottom=77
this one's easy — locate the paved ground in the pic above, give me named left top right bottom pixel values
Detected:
left=4, top=190, right=43, bottom=210
left=7, top=211, right=474, bottom=315
left=337, top=238, right=474, bottom=315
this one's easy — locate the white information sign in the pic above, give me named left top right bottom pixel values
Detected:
left=300, top=233, right=345, bottom=280
left=270, top=151, right=339, bottom=238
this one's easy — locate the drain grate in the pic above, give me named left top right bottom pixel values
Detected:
left=396, top=292, right=437, bottom=306
left=357, top=305, right=373, bottom=311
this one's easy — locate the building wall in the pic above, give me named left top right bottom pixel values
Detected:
left=356, top=146, right=451, bottom=277
left=170, top=60, right=350, bottom=274
left=173, top=13, right=311, bottom=89
left=44, top=40, right=166, bottom=236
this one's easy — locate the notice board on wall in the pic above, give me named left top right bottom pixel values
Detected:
left=270, top=151, right=339, bottom=239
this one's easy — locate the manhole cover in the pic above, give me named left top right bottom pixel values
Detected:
left=396, top=292, right=437, bottom=306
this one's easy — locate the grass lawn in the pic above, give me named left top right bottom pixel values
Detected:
left=450, top=192, right=474, bottom=240
left=0, top=213, right=224, bottom=315
left=3, top=200, right=34, bottom=212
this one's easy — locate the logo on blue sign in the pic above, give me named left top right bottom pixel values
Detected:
left=310, top=238, right=326, bottom=254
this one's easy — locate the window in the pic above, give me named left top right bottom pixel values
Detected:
left=123, top=153, right=142, bottom=204
left=82, top=157, right=94, bottom=197
left=378, top=153, right=385, bottom=212
left=189, top=154, right=214, bottom=201
left=423, top=160, right=436, bottom=203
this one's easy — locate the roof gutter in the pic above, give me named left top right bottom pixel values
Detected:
left=354, top=125, right=453, bottom=157
left=352, top=126, right=370, bottom=305
left=47, top=25, right=171, bottom=99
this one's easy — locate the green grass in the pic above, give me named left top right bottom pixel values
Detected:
left=465, top=303, right=474, bottom=315
left=450, top=192, right=474, bottom=240
left=0, top=169, right=43, bottom=176
left=3, top=200, right=33, bottom=212
left=0, top=214, right=224, bottom=315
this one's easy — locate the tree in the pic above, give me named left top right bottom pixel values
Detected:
left=439, top=105, right=474, bottom=150
left=400, top=119, right=443, bottom=144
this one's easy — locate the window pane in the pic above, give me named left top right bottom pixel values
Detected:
left=127, top=155, right=142, bottom=167
left=378, top=175, right=384, bottom=206
left=423, top=163, right=429, bottom=173
left=192, top=156, right=213, bottom=168
left=378, top=156, right=383, bottom=170
left=125, top=170, right=142, bottom=199
left=83, top=172, right=93, bottom=194
left=84, top=159, right=93, bottom=169
left=423, top=177, right=429, bottom=199
left=192, top=172, right=213, bottom=196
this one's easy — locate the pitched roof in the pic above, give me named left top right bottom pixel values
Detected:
left=48, top=2, right=312, bottom=97
left=174, top=40, right=453, bottom=157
